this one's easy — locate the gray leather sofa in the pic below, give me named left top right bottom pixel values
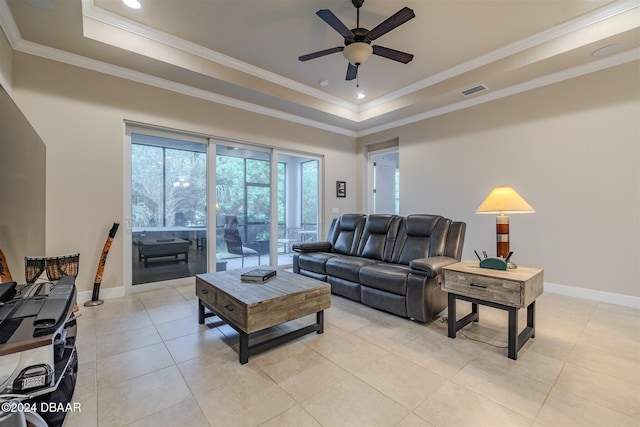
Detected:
left=292, top=214, right=466, bottom=322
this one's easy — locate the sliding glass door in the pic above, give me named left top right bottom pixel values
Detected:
left=130, top=132, right=208, bottom=285
left=215, top=145, right=271, bottom=270
left=275, top=153, right=320, bottom=267
left=127, top=129, right=322, bottom=285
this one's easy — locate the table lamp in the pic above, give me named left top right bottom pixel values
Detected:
left=476, top=186, right=534, bottom=259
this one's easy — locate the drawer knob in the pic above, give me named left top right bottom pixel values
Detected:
left=201, top=289, right=208, bottom=294
left=224, top=304, right=235, bottom=312
left=470, top=283, right=487, bottom=289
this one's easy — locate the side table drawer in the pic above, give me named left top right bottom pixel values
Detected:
left=196, top=279, right=216, bottom=307
left=216, top=291, right=247, bottom=331
left=443, top=270, right=523, bottom=307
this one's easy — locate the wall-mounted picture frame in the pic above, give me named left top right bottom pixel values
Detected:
left=336, top=181, right=346, bottom=198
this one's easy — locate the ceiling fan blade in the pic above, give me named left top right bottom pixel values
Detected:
left=346, top=63, right=358, bottom=81
left=372, top=45, right=414, bottom=64
left=316, top=9, right=355, bottom=40
left=367, top=7, right=415, bottom=41
left=298, top=46, right=344, bottom=62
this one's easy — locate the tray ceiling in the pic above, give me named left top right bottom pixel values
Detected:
left=2, top=0, right=638, bottom=136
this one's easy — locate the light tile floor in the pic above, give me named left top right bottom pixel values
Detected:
left=65, top=286, right=640, bottom=426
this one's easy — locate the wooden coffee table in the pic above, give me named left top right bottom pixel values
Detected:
left=196, top=269, right=331, bottom=364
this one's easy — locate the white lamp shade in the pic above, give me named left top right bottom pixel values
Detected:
left=343, top=43, right=373, bottom=65
left=476, top=186, right=535, bottom=214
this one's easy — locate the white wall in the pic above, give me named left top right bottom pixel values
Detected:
left=359, top=62, right=640, bottom=299
left=9, top=52, right=358, bottom=294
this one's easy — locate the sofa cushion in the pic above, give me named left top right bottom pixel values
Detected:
left=297, top=252, right=337, bottom=274
left=326, top=256, right=375, bottom=282
left=329, top=214, right=366, bottom=255
left=392, top=215, right=450, bottom=265
left=359, top=263, right=411, bottom=295
left=357, top=215, right=402, bottom=262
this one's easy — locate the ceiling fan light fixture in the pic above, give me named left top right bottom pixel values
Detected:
left=343, top=42, right=373, bottom=65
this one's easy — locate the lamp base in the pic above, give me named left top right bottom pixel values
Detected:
left=496, top=215, right=510, bottom=259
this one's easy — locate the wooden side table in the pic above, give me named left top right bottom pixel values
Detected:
left=442, top=260, right=543, bottom=360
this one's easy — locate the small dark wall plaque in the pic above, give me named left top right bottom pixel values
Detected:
left=336, top=181, right=346, bottom=198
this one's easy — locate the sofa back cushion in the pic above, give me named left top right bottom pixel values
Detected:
left=327, top=214, right=366, bottom=255
left=444, top=221, right=466, bottom=260
left=392, top=215, right=450, bottom=265
left=357, top=215, right=402, bottom=261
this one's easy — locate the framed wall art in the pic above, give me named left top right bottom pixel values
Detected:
left=336, top=181, right=346, bottom=198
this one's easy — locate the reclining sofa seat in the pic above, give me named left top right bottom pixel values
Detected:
left=294, top=214, right=366, bottom=281
left=325, top=214, right=402, bottom=301
left=293, top=213, right=466, bottom=322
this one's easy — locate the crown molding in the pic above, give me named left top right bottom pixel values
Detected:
left=8, top=36, right=358, bottom=137
left=81, top=0, right=359, bottom=114
left=358, top=48, right=640, bottom=137
left=360, top=0, right=640, bottom=112
left=0, top=0, right=21, bottom=49
left=1, top=0, right=637, bottom=139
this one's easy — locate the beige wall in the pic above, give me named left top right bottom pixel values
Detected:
left=5, top=47, right=639, bottom=300
left=359, top=62, right=640, bottom=298
left=0, top=85, right=46, bottom=280
left=10, top=53, right=357, bottom=294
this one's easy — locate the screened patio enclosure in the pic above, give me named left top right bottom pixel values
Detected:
left=129, top=128, right=321, bottom=287
left=215, top=146, right=319, bottom=270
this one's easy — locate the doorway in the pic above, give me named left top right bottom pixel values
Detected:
left=369, top=149, right=399, bottom=214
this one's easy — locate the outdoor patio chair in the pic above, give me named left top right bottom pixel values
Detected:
left=224, top=216, right=261, bottom=267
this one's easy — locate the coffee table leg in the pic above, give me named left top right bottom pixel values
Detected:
left=198, top=300, right=204, bottom=324
left=239, top=332, right=249, bottom=364
left=317, top=310, right=324, bottom=334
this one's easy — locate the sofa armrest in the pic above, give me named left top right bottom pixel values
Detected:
left=292, top=241, right=333, bottom=253
left=409, top=256, right=458, bottom=278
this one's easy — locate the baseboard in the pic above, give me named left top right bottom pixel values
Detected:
left=545, top=281, right=640, bottom=309
left=75, top=281, right=639, bottom=310
left=77, top=286, right=126, bottom=304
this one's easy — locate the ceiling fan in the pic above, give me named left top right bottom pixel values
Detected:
left=298, top=0, right=415, bottom=81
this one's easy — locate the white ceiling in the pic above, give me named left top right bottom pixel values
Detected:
left=1, top=0, right=639, bottom=136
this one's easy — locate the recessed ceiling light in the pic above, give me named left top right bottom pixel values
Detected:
left=592, top=44, right=622, bottom=57
left=122, top=0, right=141, bottom=9
left=356, top=92, right=366, bottom=99
left=319, top=79, right=329, bottom=86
